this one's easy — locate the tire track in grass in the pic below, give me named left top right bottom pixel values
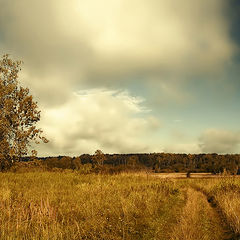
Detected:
left=192, top=185, right=240, bottom=240
left=170, top=187, right=232, bottom=240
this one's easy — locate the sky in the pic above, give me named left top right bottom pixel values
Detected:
left=0, top=0, right=240, bottom=156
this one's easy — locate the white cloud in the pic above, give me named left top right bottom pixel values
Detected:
left=198, top=129, right=240, bottom=153
left=36, top=89, right=160, bottom=156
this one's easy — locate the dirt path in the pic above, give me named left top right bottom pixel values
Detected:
left=192, top=186, right=240, bottom=240
left=170, top=187, right=235, bottom=240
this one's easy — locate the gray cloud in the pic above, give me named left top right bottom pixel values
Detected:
left=198, top=129, right=240, bottom=153
left=0, top=0, right=236, bottom=106
left=0, top=0, right=237, bottom=155
left=163, top=128, right=240, bottom=154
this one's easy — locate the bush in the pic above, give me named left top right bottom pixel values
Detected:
left=10, top=160, right=45, bottom=173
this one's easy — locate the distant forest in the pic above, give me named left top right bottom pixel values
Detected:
left=21, top=153, right=240, bottom=175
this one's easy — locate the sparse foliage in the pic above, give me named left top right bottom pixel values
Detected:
left=0, top=54, right=48, bottom=167
left=128, top=155, right=139, bottom=167
left=93, top=149, right=106, bottom=166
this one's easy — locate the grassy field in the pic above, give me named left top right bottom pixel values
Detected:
left=0, top=172, right=239, bottom=240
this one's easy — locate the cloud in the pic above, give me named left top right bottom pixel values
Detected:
left=0, top=0, right=236, bottom=106
left=198, top=129, right=240, bottom=153
left=164, top=143, right=201, bottom=154
left=0, top=0, right=238, bottom=155
left=36, top=89, right=160, bottom=156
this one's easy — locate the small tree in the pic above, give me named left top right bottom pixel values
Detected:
left=73, top=157, right=82, bottom=170
left=128, top=155, right=139, bottom=167
left=0, top=55, right=48, bottom=169
left=93, top=149, right=106, bottom=166
left=186, top=171, right=191, bottom=178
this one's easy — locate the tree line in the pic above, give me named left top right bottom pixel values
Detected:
left=18, top=152, right=240, bottom=174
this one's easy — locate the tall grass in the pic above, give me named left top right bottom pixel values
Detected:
left=1, top=171, right=239, bottom=239
left=171, top=187, right=226, bottom=240
left=193, top=177, right=240, bottom=236
left=0, top=172, right=184, bottom=240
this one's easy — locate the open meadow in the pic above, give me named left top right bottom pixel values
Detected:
left=1, top=2, right=240, bottom=240
left=0, top=172, right=239, bottom=240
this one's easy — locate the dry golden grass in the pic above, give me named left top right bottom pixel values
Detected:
left=0, top=171, right=239, bottom=239
left=192, top=177, right=240, bottom=237
left=0, top=172, right=184, bottom=240
left=217, top=191, right=240, bottom=234
left=171, top=187, right=226, bottom=240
